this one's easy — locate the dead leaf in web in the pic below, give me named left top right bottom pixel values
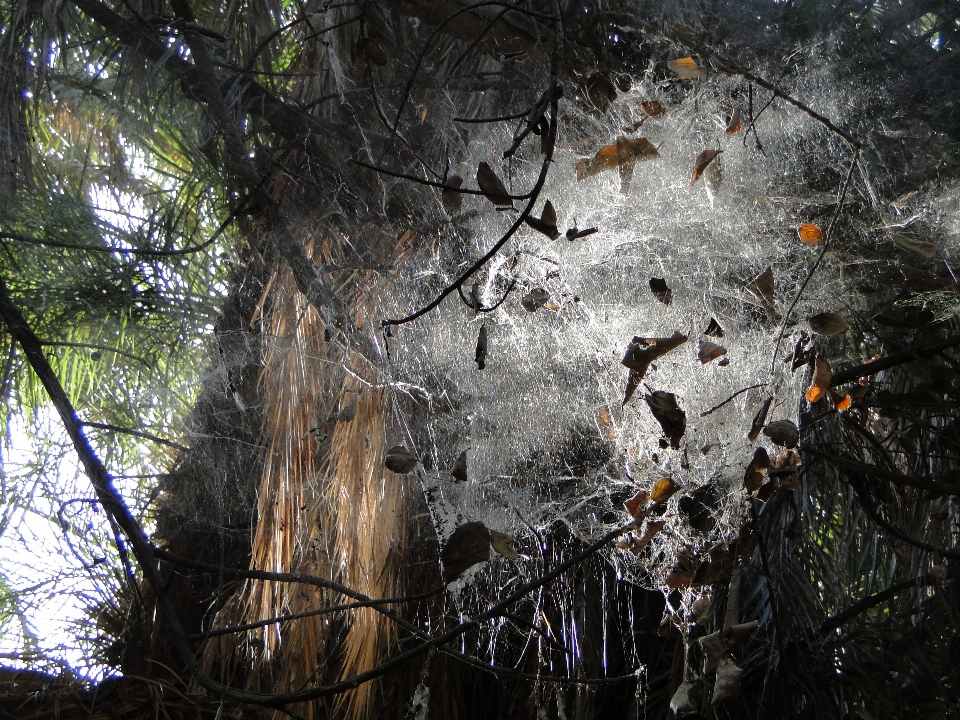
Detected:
left=475, top=324, right=488, bottom=370
left=451, top=450, right=468, bottom=482
left=576, top=136, right=659, bottom=183
left=725, top=106, right=741, bottom=134
left=490, top=530, right=519, bottom=560
left=651, top=477, right=680, bottom=504
left=621, top=332, right=688, bottom=405
left=642, top=100, right=664, bottom=117
left=649, top=277, right=672, bottom=305
left=624, top=489, right=650, bottom=518
left=646, top=391, right=686, bottom=449
left=747, top=397, right=772, bottom=442
left=441, top=522, right=490, bottom=582
left=521, top=288, right=550, bottom=312
left=805, top=355, right=831, bottom=403
left=829, top=388, right=852, bottom=411
left=525, top=200, right=560, bottom=239
left=330, top=401, right=356, bottom=423
left=704, top=317, right=724, bottom=337
left=596, top=406, right=616, bottom=439
left=891, top=232, right=937, bottom=258
left=670, top=679, right=699, bottom=716
left=385, top=445, right=418, bottom=474
left=745, top=266, right=776, bottom=311
left=476, top=162, right=513, bottom=208
left=566, top=226, right=599, bottom=240
left=763, top=419, right=799, bottom=449
left=359, top=37, right=388, bottom=66
left=698, top=341, right=727, bottom=364
left=665, top=556, right=696, bottom=589
left=798, top=223, right=823, bottom=245
left=743, top=447, right=770, bottom=494
left=668, top=56, right=705, bottom=80
left=691, top=148, right=722, bottom=185
left=442, top=175, right=463, bottom=215
left=808, top=312, right=849, bottom=336
left=584, top=72, right=616, bottom=114
left=712, top=657, right=743, bottom=705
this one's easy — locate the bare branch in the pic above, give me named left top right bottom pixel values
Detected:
left=830, top=334, right=960, bottom=386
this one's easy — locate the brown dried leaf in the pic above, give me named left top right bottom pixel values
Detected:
left=359, top=37, right=388, bottom=66
left=451, top=450, right=468, bottom=482
left=665, top=565, right=695, bottom=589
left=763, top=419, right=799, bottom=448
left=641, top=100, right=664, bottom=117
left=691, top=148, right=722, bottom=185
left=521, top=288, right=550, bottom=312
left=584, top=72, right=616, bottom=114
left=808, top=312, right=850, bottom=336
left=490, top=530, right=519, bottom=560
left=745, top=266, right=775, bottom=306
left=566, top=226, right=599, bottom=240
left=475, top=324, right=488, bottom=370
left=698, top=341, right=727, bottom=364
left=743, top=447, right=770, bottom=493
left=704, top=317, right=724, bottom=337
left=541, top=199, right=557, bottom=228
left=892, top=232, right=937, bottom=258
left=748, top=397, right=772, bottom=442
left=620, top=332, right=688, bottom=405
left=477, top=162, right=513, bottom=207
left=385, top=445, right=418, bottom=474
left=712, top=657, right=743, bottom=705
left=442, top=175, right=463, bottom=215
left=441, top=522, right=490, bottom=582
left=646, top=390, right=686, bottom=449
left=649, top=277, right=672, bottom=305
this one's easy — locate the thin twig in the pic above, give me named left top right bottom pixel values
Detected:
left=41, top=340, right=153, bottom=368
left=819, top=574, right=936, bottom=633
left=770, top=149, right=860, bottom=371
left=830, top=333, right=960, bottom=386
left=700, top=383, right=767, bottom=417
left=82, top=421, right=189, bottom=453
left=804, top=446, right=960, bottom=497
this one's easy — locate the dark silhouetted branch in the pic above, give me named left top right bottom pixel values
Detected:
left=820, top=575, right=937, bottom=633
left=830, top=334, right=960, bottom=386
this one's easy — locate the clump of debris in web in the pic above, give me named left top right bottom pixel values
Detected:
left=378, top=60, right=863, bottom=595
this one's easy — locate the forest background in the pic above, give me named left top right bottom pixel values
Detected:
left=0, top=0, right=959, bottom=719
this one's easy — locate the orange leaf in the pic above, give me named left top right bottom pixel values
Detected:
left=691, top=148, right=722, bottom=185
left=798, top=223, right=823, bottom=245
left=668, top=57, right=704, bottom=80
left=805, top=355, right=832, bottom=403
left=652, top=477, right=680, bottom=504
left=577, top=136, right=659, bottom=184
left=597, top=406, right=616, bottom=440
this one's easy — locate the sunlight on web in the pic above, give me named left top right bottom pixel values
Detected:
left=381, top=61, right=860, bottom=594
